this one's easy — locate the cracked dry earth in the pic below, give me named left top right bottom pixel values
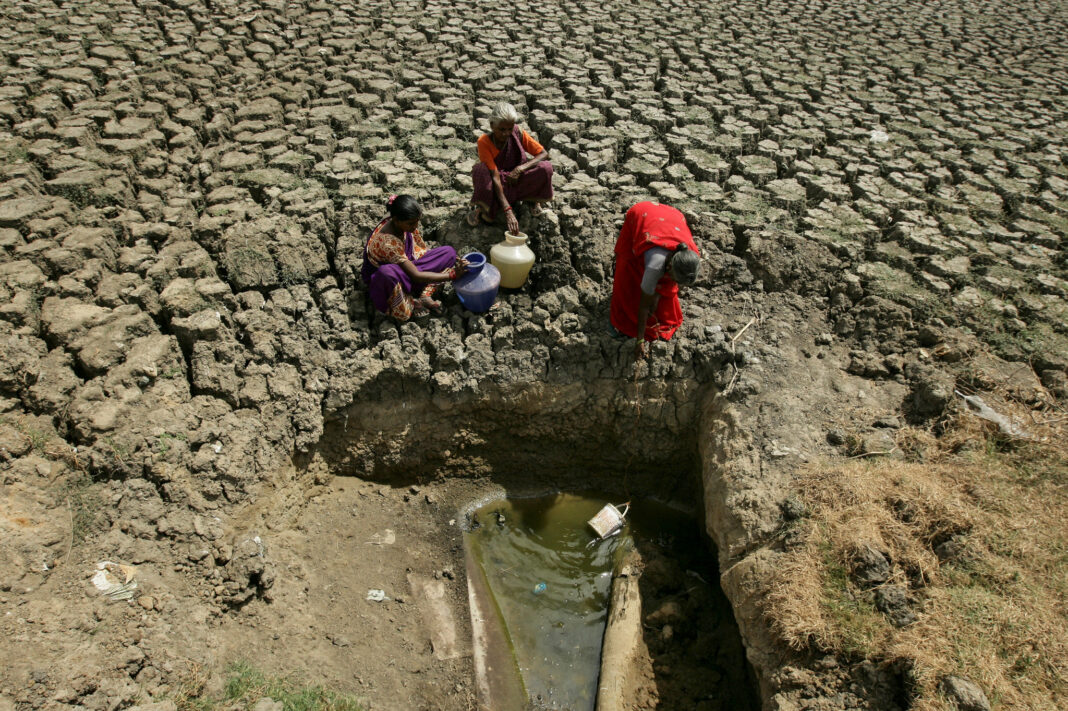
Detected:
left=1, top=0, right=1066, bottom=710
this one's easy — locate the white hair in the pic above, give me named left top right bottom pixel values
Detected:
left=490, top=102, right=520, bottom=125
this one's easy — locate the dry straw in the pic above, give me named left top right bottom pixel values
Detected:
left=764, top=393, right=1068, bottom=710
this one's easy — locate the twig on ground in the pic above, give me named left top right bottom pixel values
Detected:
left=723, top=317, right=755, bottom=396
left=730, top=317, right=756, bottom=344
left=724, top=362, right=739, bottom=394
left=65, top=497, right=74, bottom=564
left=848, top=450, right=896, bottom=459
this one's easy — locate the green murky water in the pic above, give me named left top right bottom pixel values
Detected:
left=464, top=492, right=715, bottom=711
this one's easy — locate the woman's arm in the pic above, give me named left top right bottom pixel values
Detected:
left=490, top=168, right=509, bottom=210
left=398, top=256, right=463, bottom=284
left=634, top=290, right=659, bottom=359
left=491, top=168, right=521, bottom=234
left=514, top=149, right=549, bottom=175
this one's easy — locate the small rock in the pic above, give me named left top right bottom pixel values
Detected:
left=328, top=634, right=352, bottom=647
left=874, top=585, right=916, bottom=627
left=873, top=415, right=901, bottom=429
left=826, top=429, right=847, bottom=445
left=138, top=596, right=156, bottom=611
left=53, top=689, right=80, bottom=704
left=916, top=325, right=941, bottom=347
left=852, top=544, right=891, bottom=585
left=781, top=496, right=807, bottom=521
left=858, top=430, right=896, bottom=456
left=934, top=535, right=971, bottom=563
left=908, top=364, right=955, bottom=419
left=0, top=426, right=32, bottom=459
left=939, top=676, right=990, bottom=711
left=1039, top=369, right=1067, bottom=399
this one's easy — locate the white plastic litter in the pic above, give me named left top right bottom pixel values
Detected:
left=366, top=589, right=388, bottom=602
left=367, top=529, right=396, bottom=546
left=92, top=561, right=138, bottom=601
left=869, top=129, right=890, bottom=143
left=587, top=503, right=629, bottom=540
left=956, top=390, right=1031, bottom=439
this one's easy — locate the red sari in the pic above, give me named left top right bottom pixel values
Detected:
left=609, top=202, right=699, bottom=341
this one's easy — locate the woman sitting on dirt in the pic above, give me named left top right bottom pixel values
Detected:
left=362, top=194, right=467, bottom=321
left=467, top=101, right=553, bottom=235
left=609, top=201, right=701, bottom=359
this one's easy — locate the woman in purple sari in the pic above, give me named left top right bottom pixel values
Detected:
left=362, top=195, right=466, bottom=321
left=467, top=102, right=553, bottom=234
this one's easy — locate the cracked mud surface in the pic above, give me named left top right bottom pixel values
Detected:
left=1, top=0, right=1066, bottom=709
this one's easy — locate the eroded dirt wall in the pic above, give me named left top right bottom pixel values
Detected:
left=316, top=375, right=711, bottom=499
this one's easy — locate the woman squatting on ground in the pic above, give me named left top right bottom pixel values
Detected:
left=361, top=194, right=468, bottom=321
left=468, top=102, right=554, bottom=235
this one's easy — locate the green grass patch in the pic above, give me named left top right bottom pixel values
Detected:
left=819, top=545, right=888, bottom=657
left=54, top=471, right=102, bottom=545
left=172, top=661, right=366, bottom=711
left=156, top=432, right=188, bottom=456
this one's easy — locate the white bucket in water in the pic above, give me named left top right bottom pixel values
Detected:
left=587, top=503, right=629, bottom=540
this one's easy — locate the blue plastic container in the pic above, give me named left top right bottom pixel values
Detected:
left=454, top=251, right=500, bottom=313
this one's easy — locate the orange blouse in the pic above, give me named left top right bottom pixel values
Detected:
left=476, top=131, right=545, bottom=172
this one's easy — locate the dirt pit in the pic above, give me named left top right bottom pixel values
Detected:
left=194, top=472, right=754, bottom=711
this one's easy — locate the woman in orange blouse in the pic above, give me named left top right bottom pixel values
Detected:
left=362, top=195, right=467, bottom=321
left=467, top=102, right=553, bottom=234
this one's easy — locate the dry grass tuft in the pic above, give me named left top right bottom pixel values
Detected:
left=765, top=390, right=1068, bottom=710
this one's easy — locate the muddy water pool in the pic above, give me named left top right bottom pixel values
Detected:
left=464, top=492, right=737, bottom=710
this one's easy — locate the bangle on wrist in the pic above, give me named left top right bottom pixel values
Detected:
left=503, top=206, right=512, bottom=212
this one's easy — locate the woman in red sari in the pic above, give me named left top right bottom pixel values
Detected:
left=609, top=202, right=701, bottom=359
left=467, top=102, right=553, bottom=234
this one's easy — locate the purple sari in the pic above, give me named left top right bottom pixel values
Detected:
left=361, top=221, right=457, bottom=316
left=471, top=126, right=553, bottom=219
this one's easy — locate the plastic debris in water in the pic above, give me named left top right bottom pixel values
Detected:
left=92, top=561, right=138, bottom=601
left=366, top=589, right=388, bottom=602
left=533, top=582, right=547, bottom=594
left=587, top=503, right=629, bottom=540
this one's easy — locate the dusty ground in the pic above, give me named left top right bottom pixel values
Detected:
left=1, top=0, right=1066, bottom=709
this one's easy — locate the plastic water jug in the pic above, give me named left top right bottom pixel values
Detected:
left=454, top=252, right=500, bottom=313
left=490, top=231, right=536, bottom=289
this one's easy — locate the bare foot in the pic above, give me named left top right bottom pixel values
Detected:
left=418, top=296, right=442, bottom=313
